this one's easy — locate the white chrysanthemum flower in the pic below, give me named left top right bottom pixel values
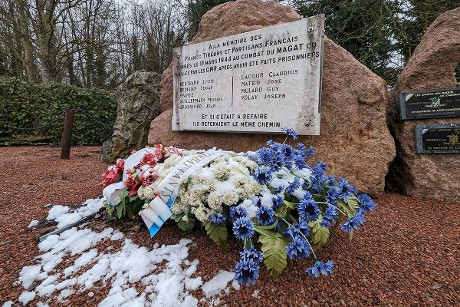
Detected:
left=209, top=154, right=230, bottom=165
left=192, top=206, right=208, bottom=223
left=213, top=164, right=231, bottom=181
left=178, top=192, right=190, bottom=206
left=221, top=191, right=239, bottom=206
left=171, top=200, right=190, bottom=215
left=234, top=155, right=258, bottom=171
left=244, top=181, right=263, bottom=196
left=233, top=176, right=248, bottom=189
left=137, top=185, right=146, bottom=199
left=171, top=202, right=183, bottom=215
left=207, top=191, right=222, bottom=210
left=164, top=154, right=183, bottom=168
left=143, top=186, right=156, bottom=200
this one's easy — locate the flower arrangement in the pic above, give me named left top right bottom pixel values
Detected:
left=101, top=144, right=184, bottom=219
left=101, top=128, right=375, bottom=286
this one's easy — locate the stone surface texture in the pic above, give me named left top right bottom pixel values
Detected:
left=387, top=7, right=460, bottom=203
left=102, top=71, right=161, bottom=163
left=149, top=0, right=395, bottom=196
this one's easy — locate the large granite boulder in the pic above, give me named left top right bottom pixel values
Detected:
left=149, top=0, right=395, bottom=196
left=386, top=7, right=460, bottom=203
left=101, top=71, right=161, bottom=163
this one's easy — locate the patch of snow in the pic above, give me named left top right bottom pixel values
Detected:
left=16, top=199, right=239, bottom=306
left=18, top=291, right=35, bottom=305
left=46, top=205, right=70, bottom=220
left=52, top=198, right=104, bottom=229
left=201, top=270, right=234, bottom=298
left=18, top=265, right=42, bottom=289
left=28, top=220, right=40, bottom=228
left=232, top=280, right=241, bottom=291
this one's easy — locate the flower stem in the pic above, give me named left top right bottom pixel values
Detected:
left=315, top=201, right=347, bottom=216
left=281, top=217, right=317, bottom=259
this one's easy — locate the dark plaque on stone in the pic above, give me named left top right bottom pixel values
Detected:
left=399, top=88, right=460, bottom=120
left=416, top=124, right=460, bottom=154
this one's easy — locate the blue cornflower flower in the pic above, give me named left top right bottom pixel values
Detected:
left=283, top=220, right=311, bottom=238
left=303, top=191, right=313, bottom=200
left=336, top=177, right=357, bottom=200
left=286, top=236, right=310, bottom=260
left=312, top=161, right=327, bottom=177
left=233, top=258, right=260, bottom=286
left=293, top=153, right=307, bottom=169
left=282, top=127, right=299, bottom=140
left=296, top=143, right=307, bottom=159
left=271, top=154, right=284, bottom=171
left=357, top=194, right=376, bottom=213
left=281, top=227, right=294, bottom=238
left=280, top=144, right=294, bottom=158
left=267, top=140, right=281, bottom=152
left=232, top=217, right=254, bottom=240
left=305, top=146, right=315, bottom=158
left=296, top=220, right=311, bottom=236
left=255, top=147, right=273, bottom=165
left=326, top=188, right=340, bottom=205
left=208, top=213, right=226, bottom=224
left=296, top=143, right=307, bottom=152
left=341, top=213, right=366, bottom=233
left=240, top=246, right=263, bottom=264
left=229, top=206, right=247, bottom=221
left=309, top=175, right=325, bottom=194
left=274, top=185, right=285, bottom=194
left=286, top=178, right=301, bottom=194
left=320, top=206, right=339, bottom=227
left=301, top=178, right=311, bottom=190
left=325, top=175, right=337, bottom=188
left=256, top=206, right=276, bottom=226
left=307, top=260, right=334, bottom=277
left=298, top=195, right=320, bottom=222
left=272, top=194, right=284, bottom=210
left=253, top=166, right=272, bottom=185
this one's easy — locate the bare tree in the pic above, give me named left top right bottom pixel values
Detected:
left=0, top=0, right=187, bottom=87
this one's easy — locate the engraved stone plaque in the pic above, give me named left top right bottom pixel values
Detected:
left=399, top=88, right=460, bottom=120
left=416, top=124, right=460, bottom=154
left=172, top=16, right=324, bottom=135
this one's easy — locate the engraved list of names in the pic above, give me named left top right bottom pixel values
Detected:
left=172, top=15, right=324, bottom=135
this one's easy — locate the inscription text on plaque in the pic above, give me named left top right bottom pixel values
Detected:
left=172, top=16, right=324, bottom=135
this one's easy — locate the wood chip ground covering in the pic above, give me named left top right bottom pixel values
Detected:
left=0, top=146, right=458, bottom=306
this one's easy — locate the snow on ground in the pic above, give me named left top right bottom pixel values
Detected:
left=11, top=199, right=238, bottom=306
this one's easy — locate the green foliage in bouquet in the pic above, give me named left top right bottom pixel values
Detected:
left=104, top=189, right=144, bottom=220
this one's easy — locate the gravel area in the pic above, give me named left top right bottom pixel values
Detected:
left=0, top=145, right=459, bottom=306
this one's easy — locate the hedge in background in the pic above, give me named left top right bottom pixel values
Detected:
left=0, top=77, right=117, bottom=145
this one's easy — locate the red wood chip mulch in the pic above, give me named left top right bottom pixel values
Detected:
left=0, top=146, right=458, bottom=306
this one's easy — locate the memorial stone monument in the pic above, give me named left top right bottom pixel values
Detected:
left=387, top=7, right=460, bottom=203
left=101, top=71, right=161, bottom=163
left=149, top=0, right=395, bottom=196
